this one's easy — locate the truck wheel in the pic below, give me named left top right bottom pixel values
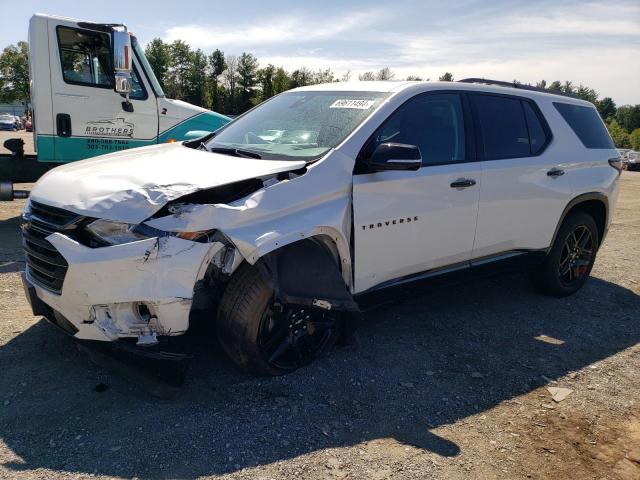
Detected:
left=217, top=264, right=339, bottom=375
left=531, top=211, right=599, bottom=297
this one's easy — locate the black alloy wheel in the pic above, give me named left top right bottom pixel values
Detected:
left=530, top=211, right=599, bottom=297
left=558, top=225, right=594, bottom=286
left=258, top=303, right=338, bottom=371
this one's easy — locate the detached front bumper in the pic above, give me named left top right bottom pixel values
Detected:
left=23, top=233, right=221, bottom=343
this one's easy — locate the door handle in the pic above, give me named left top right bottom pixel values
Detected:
left=547, top=168, right=565, bottom=177
left=56, top=113, right=71, bottom=137
left=450, top=178, right=476, bottom=188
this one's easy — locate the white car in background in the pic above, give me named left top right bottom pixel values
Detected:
left=0, top=114, right=17, bottom=131
left=22, top=79, right=621, bottom=375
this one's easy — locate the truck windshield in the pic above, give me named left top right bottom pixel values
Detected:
left=132, top=36, right=165, bottom=97
left=205, top=91, right=389, bottom=161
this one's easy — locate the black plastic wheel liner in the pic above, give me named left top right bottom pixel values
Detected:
left=256, top=239, right=359, bottom=313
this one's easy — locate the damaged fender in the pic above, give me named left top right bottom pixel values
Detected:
left=145, top=150, right=356, bottom=288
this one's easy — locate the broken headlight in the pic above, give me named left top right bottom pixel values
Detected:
left=86, top=220, right=151, bottom=246
left=86, top=220, right=211, bottom=246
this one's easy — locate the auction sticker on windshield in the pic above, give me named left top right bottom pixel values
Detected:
left=330, top=99, right=376, bottom=109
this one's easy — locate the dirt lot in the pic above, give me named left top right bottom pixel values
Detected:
left=0, top=173, right=639, bottom=480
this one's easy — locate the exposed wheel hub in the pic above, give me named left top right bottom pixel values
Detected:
left=259, top=304, right=337, bottom=371
left=288, top=310, right=314, bottom=344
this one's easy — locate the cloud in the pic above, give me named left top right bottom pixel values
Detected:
left=164, top=10, right=386, bottom=49
left=157, top=1, right=640, bottom=103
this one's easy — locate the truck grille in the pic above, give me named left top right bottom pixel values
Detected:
left=22, top=201, right=83, bottom=294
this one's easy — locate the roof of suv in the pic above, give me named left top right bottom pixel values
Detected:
left=293, top=81, right=593, bottom=106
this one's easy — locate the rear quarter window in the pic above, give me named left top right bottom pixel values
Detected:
left=553, top=102, right=614, bottom=149
left=472, top=94, right=549, bottom=160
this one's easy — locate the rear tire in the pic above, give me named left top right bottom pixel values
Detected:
left=217, top=264, right=339, bottom=375
left=532, top=211, right=599, bottom=297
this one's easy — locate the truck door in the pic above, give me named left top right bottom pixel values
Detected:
left=46, top=17, right=158, bottom=162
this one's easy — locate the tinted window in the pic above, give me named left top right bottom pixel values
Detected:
left=58, top=27, right=112, bottom=87
left=523, top=102, right=548, bottom=154
left=368, top=93, right=466, bottom=166
left=553, top=102, right=614, bottom=149
left=473, top=95, right=530, bottom=159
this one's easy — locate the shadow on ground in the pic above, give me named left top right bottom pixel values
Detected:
left=0, top=215, right=24, bottom=265
left=1, top=272, right=638, bottom=478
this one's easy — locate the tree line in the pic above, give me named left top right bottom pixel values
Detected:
left=144, top=38, right=357, bottom=115
left=1, top=38, right=639, bottom=150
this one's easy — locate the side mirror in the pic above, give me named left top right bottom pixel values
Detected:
left=112, top=30, right=132, bottom=95
left=368, top=142, right=422, bottom=172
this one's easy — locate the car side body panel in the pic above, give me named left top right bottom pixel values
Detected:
left=352, top=161, right=482, bottom=293
left=21, top=81, right=620, bottom=345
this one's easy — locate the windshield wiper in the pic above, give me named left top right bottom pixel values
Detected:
left=208, top=146, right=262, bottom=159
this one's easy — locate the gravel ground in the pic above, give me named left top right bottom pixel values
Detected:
left=0, top=173, right=639, bottom=480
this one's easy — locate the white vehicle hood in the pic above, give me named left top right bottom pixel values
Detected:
left=29, top=142, right=305, bottom=224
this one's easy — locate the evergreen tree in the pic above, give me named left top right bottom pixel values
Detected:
left=273, top=67, right=291, bottom=94
left=167, top=40, right=192, bottom=99
left=237, top=52, right=259, bottom=112
left=186, top=48, right=209, bottom=107
left=258, top=64, right=276, bottom=101
left=208, top=49, right=226, bottom=111
left=596, top=97, right=616, bottom=121
left=144, top=38, right=171, bottom=91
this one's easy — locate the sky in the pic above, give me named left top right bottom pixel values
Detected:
left=0, top=0, right=639, bottom=104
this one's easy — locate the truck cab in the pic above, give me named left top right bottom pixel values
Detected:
left=28, top=14, right=230, bottom=163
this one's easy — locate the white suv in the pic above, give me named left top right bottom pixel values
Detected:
left=22, top=80, right=621, bottom=375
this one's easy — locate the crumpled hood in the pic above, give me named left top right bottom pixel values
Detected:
left=29, top=142, right=305, bottom=224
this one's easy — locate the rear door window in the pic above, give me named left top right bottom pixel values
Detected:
left=472, top=94, right=530, bottom=159
left=553, top=102, right=614, bottom=149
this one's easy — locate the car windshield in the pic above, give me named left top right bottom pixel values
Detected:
left=205, top=91, right=390, bottom=161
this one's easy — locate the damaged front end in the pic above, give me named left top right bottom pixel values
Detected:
left=23, top=141, right=361, bottom=377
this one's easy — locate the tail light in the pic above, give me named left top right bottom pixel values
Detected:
left=608, top=157, right=623, bottom=174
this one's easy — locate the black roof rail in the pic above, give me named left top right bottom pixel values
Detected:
left=457, top=78, right=579, bottom=99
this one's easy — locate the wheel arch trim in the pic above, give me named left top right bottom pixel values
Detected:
left=549, top=192, right=609, bottom=250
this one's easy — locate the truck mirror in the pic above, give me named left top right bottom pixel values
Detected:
left=112, top=30, right=132, bottom=94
